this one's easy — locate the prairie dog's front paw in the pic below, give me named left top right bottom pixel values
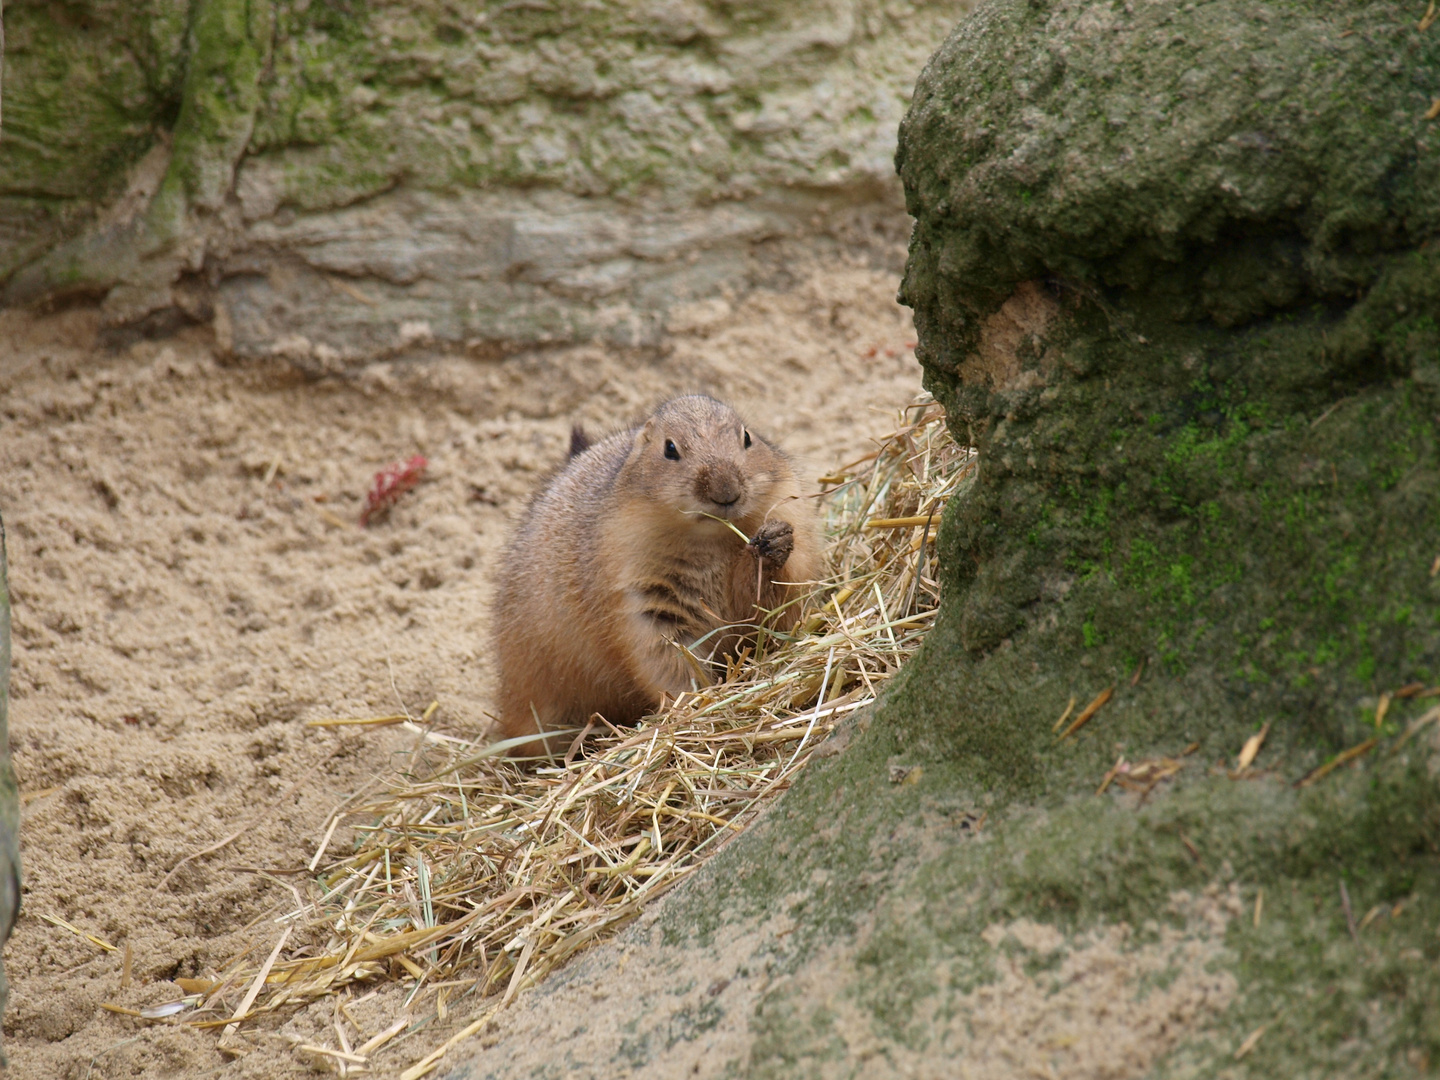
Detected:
left=746, top=519, right=794, bottom=568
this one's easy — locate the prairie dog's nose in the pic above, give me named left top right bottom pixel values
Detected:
left=697, top=463, right=743, bottom=507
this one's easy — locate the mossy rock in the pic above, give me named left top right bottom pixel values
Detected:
left=0, top=0, right=971, bottom=354
left=452, top=3, right=1440, bottom=1077
left=892, top=0, right=1440, bottom=793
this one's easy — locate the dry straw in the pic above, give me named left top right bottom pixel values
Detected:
left=171, top=396, right=972, bottom=1072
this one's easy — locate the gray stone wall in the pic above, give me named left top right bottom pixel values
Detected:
left=1, top=0, right=972, bottom=362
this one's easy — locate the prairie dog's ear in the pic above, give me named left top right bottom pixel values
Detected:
left=637, top=418, right=656, bottom=443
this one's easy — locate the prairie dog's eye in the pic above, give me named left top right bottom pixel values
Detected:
left=664, top=439, right=680, bottom=460
left=743, top=429, right=752, bottom=449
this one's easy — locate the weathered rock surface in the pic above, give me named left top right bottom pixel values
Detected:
left=445, top=2, right=1440, bottom=1076
left=1, top=0, right=967, bottom=361
left=895, top=0, right=1440, bottom=778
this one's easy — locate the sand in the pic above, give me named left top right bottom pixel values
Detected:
left=0, top=259, right=923, bottom=1078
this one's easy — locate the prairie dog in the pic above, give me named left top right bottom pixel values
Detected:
left=491, top=395, right=820, bottom=756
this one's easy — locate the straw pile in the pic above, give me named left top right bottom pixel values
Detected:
left=168, top=396, right=973, bottom=1074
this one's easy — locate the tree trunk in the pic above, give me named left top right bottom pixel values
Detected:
left=0, top=6, right=17, bottom=1023
left=0, top=512, right=17, bottom=1064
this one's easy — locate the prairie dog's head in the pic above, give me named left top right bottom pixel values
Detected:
left=619, top=395, right=793, bottom=528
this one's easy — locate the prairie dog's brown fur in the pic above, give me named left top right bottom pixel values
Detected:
left=491, top=395, right=820, bottom=756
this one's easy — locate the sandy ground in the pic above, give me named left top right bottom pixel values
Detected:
left=0, top=259, right=923, bottom=1079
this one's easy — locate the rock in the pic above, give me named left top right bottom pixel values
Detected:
left=444, top=3, right=1440, bottom=1076
left=894, top=0, right=1440, bottom=776
left=0, top=0, right=970, bottom=362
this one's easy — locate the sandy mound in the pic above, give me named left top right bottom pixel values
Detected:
left=0, top=260, right=921, bottom=1078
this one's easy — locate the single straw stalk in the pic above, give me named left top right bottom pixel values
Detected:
left=212, top=396, right=972, bottom=1069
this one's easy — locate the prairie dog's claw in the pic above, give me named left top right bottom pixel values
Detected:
left=747, top=519, right=794, bottom=567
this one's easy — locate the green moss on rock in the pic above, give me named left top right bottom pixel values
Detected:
left=0, top=1, right=188, bottom=278
left=147, top=0, right=275, bottom=240
left=0, top=1, right=188, bottom=199
left=892, top=0, right=1440, bottom=791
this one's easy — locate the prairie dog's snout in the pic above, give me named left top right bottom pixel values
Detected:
left=695, top=461, right=743, bottom=508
